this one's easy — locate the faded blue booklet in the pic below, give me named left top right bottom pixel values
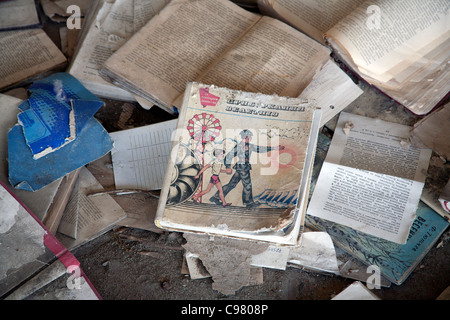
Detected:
left=8, top=118, right=113, bottom=192
left=8, top=73, right=113, bottom=192
left=17, top=73, right=104, bottom=159
left=307, top=201, right=448, bottom=285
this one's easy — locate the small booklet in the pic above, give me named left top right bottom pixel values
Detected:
left=155, top=82, right=322, bottom=245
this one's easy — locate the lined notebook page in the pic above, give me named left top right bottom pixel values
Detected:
left=110, top=119, right=177, bottom=190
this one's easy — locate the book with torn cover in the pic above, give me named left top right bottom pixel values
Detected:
left=101, top=0, right=362, bottom=118
left=0, top=179, right=100, bottom=300
left=155, top=82, right=322, bottom=245
left=258, top=0, right=450, bottom=115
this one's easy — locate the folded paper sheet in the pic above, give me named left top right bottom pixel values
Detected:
left=8, top=73, right=113, bottom=192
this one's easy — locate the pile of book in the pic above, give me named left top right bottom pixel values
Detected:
left=0, top=0, right=448, bottom=299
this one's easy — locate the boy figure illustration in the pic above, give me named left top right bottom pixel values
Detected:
left=192, top=149, right=232, bottom=207
left=209, top=129, right=284, bottom=209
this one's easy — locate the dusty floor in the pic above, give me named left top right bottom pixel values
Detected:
left=69, top=226, right=450, bottom=300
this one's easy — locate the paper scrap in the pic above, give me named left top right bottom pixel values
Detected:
left=110, top=119, right=177, bottom=191
left=251, top=245, right=290, bottom=270
left=439, top=179, right=450, bottom=214
left=8, top=73, right=113, bottom=192
left=288, top=232, right=339, bottom=274
left=332, top=281, right=381, bottom=300
left=307, top=112, right=432, bottom=244
left=17, top=73, right=104, bottom=159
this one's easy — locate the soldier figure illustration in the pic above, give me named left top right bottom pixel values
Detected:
left=209, top=129, right=284, bottom=209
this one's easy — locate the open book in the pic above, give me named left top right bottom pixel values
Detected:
left=68, top=0, right=170, bottom=102
left=101, top=0, right=362, bottom=119
left=0, top=29, right=66, bottom=91
left=258, top=0, right=450, bottom=115
left=155, top=82, right=322, bottom=245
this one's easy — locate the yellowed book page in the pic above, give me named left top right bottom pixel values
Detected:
left=0, top=0, right=39, bottom=29
left=299, top=60, right=363, bottom=127
left=68, top=0, right=169, bottom=101
left=365, top=39, right=450, bottom=114
left=0, top=29, right=66, bottom=90
left=325, top=0, right=449, bottom=80
left=380, top=32, right=450, bottom=86
left=189, top=16, right=330, bottom=104
left=257, top=0, right=364, bottom=44
left=102, top=0, right=261, bottom=112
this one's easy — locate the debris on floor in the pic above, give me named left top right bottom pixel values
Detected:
left=0, top=0, right=449, bottom=302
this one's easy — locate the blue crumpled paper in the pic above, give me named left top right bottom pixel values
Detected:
left=8, top=73, right=113, bottom=192
left=17, top=72, right=104, bottom=158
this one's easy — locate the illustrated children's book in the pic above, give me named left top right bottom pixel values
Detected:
left=155, top=82, right=322, bottom=245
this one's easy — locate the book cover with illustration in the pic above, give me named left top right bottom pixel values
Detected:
left=155, top=82, right=321, bottom=245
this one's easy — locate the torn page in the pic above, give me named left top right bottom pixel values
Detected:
left=17, top=73, right=104, bottom=159
left=182, top=233, right=267, bottom=295
left=184, top=251, right=211, bottom=280
left=8, top=73, right=113, bottom=192
left=0, top=93, right=61, bottom=221
left=307, top=112, right=432, bottom=244
left=288, top=231, right=339, bottom=274
left=110, top=119, right=177, bottom=191
left=299, top=60, right=363, bottom=127
left=57, top=167, right=126, bottom=249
